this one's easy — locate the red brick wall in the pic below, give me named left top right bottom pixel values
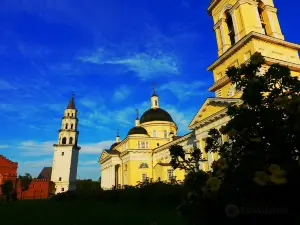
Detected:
left=17, top=179, right=55, bottom=199
left=0, top=155, right=18, bottom=176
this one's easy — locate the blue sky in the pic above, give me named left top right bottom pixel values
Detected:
left=0, top=0, right=299, bottom=180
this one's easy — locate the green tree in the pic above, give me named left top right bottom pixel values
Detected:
left=18, top=173, right=32, bottom=191
left=0, top=180, right=14, bottom=201
left=169, top=144, right=205, bottom=173
left=174, top=53, right=300, bottom=224
left=18, top=173, right=32, bottom=199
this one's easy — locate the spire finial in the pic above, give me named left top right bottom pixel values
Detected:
left=116, top=128, right=120, bottom=137
left=136, top=109, right=139, bottom=119
left=152, top=82, right=156, bottom=95
left=66, top=92, right=76, bottom=109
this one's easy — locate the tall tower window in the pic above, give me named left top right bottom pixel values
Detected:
left=153, top=130, right=156, bottom=137
left=71, top=124, right=73, bottom=129
left=62, top=137, right=67, bottom=144
left=138, top=141, right=141, bottom=148
left=69, top=137, right=73, bottom=145
left=65, top=123, right=68, bottom=129
left=164, top=130, right=168, bottom=138
left=155, top=100, right=158, bottom=106
left=72, top=113, right=74, bottom=117
left=67, top=113, right=69, bottom=117
left=226, top=12, right=235, bottom=46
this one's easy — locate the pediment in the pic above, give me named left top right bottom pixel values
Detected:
left=99, top=150, right=110, bottom=162
left=188, top=97, right=240, bottom=129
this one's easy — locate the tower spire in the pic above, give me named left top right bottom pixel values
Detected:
left=150, top=84, right=159, bottom=109
left=135, top=109, right=140, bottom=127
left=152, top=82, right=157, bottom=97
left=66, top=92, right=76, bottom=109
left=116, top=129, right=120, bottom=143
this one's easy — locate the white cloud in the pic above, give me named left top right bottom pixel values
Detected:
left=0, top=145, right=9, bottom=149
left=17, top=140, right=55, bottom=156
left=104, top=52, right=179, bottom=80
left=80, top=140, right=115, bottom=154
left=23, top=159, right=52, bottom=168
left=0, top=80, right=17, bottom=90
left=79, top=98, right=98, bottom=109
left=113, top=85, right=131, bottom=102
left=159, top=81, right=208, bottom=100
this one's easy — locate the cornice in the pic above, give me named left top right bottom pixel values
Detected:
left=208, top=76, right=230, bottom=92
left=153, top=132, right=194, bottom=153
left=207, top=32, right=300, bottom=71
left=213, top=18, right=225, bottom=30
left=189, top=99, right=242, bottom=130
left=207, top=0, right=219, bottom=15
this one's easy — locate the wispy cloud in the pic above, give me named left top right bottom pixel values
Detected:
left=104, top=52, right=179, bottom=80
left=17, top=140, right=55, bottom=156
left=113, top=85, right=131, bottom=102
left=0, top=80, right=17, bottom=90
left=81, top=140, right=115, bottom=154
left=23, top=159, right=52, bottom=168
left=0, top=145, right=9, bottom=149
left=159, top=81, right=208, bottom=100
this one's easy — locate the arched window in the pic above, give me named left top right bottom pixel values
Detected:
left=65, top=123, right=68, bottom=129
left=139, top=163, right=149, bottom=169
left=69, top=137, right=73, bottom=145
left=62, top=137, right=67, bottom=144
left=225, top=11, right=235, bottom=46
left=164, top=130, right=168, bottom=138
left=71, top=124, right=73, bottom=129
left=155, top=100, right=158, bottom=106
left=153, top=130, right=156, bottom=137
left=138, top=141, right=141, bottom=148
left=141, top=141, right=145, bottom=148
left=257, top=3, right=267, bottom=35
left=67, top=113, right=69, bottom=117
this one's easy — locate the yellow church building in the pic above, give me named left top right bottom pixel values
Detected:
left=99, top=0, right=300, bottom=189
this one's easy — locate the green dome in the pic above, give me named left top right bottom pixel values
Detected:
left=140, top=108, right=174, bottom=124
left=128, top=126, right=148, bottom=136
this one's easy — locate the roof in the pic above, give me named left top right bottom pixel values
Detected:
left=140, top=108, right=174, bottom=124
left=106, top=150, right=120, bottom=155
left=0, top=154, right=18, bottom=165
left=37, top=167, right=52, bottom=179
left=172, top=136, right=182, bottom=141
left=66, top=94, right=76, bottom=109
left=128, top=126, right=149, bottom=136
left=110, top=142, right=119, bottom=150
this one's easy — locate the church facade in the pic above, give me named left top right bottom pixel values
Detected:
left=99, top=0, right=300, bottom=189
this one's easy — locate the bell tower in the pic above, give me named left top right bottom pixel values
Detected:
left=51, top=94, right=81, bottom=194
left=207, top=0, right=300, bottom=99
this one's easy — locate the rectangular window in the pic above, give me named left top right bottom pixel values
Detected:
left=167, top=169, right=174, bottom=181
left=145, top=142, right=148, bottom=148
left=61, top=152, right=64, bottom=156
left=138, top=141, right=141, bottom=148
left=142, top=174, right=147, bottom=182
left=141, top=142, right=145, bottom=148
left=59, top=177, right=62, bottom=181
left=61, top=188, right=64, bottom=191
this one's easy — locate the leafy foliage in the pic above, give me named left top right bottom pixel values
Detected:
left=18, top=173, right=32, bottom=192
left=170, top=144, right=205, bottom=173
left=172, top=53, right=300, bottom=225
left=0, top=180, right=16, bottom=201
